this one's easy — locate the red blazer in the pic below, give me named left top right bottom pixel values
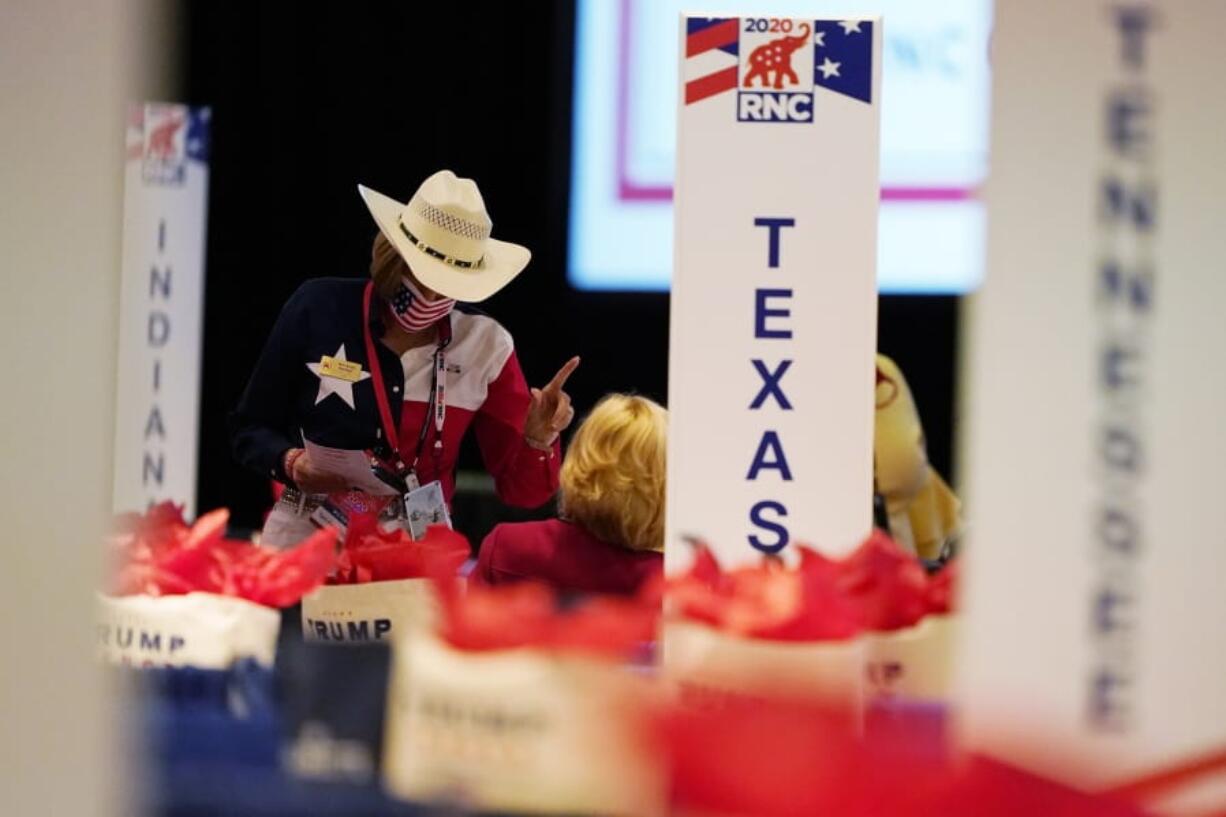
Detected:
left=475, top=518, right=662, bottom=596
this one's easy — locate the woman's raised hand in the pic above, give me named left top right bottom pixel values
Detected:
left=524, top=356, right=580, bottom=449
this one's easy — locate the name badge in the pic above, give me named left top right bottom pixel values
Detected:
left=403, top=481, right=451, bottom=541
left=319, top=355, right=364, bottom=382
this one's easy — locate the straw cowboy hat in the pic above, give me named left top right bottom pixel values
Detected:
left=358, top=170, right=531, bottom=303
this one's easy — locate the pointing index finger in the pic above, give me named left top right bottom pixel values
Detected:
left=545, top=356, right=581, bottom=393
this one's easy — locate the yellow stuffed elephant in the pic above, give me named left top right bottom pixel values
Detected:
left=874, top=354, right=961, bottom=560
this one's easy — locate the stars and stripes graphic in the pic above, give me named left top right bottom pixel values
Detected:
left=185, top=108, right=211, bottom=161
left=813, top=20, right=874, bottom=104
left=127, top=104, right=211, bottom=166
left=390, top=280, right=455, bottom=332
left=684, top=17, right=739, bottom=105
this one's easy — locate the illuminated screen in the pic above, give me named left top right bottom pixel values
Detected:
left=569, top=0, right=991, bottom=293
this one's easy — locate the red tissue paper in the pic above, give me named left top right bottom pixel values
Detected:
left=668, top=533, right=960, bottom=638
left=656, top=696, right=875, bottom=817
left=331, top=512, right=470, bottom=584
left=436, top=580, right=660, bottom=660
left=925, top=558, right=959, bottom=616
left=668, top=543, right=861, bottom=641
left=110, top=502, right=337, bottom=608
left=654, top=695, right=1153, bottom=817
left=838, top=529, right=933, bottom=631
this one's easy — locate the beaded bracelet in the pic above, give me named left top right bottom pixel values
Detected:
left=283, top=448, right=305, bottom=482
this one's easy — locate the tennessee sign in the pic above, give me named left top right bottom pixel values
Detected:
left=668, top=14, right=882, bottom=570
left=958, top=2, right=1226, bottom=807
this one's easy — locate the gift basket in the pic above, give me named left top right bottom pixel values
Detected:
left=842, top=530, right=960, bottom=703
left=661, top=531, right=958, bottom=719
left=299, top=512, right=470, bottom=645
left=381, top=580, right=664, bottom=815
left=103, top=503, right=337, bottom=668
left=662, top=543, right=866, bottom=713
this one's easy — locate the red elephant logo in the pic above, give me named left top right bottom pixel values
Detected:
left=146, top=115, right=184, bottom=160
left=743, top=23, right=811, bottom=90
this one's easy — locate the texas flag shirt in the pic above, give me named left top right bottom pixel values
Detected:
left=229, top=277, right=559, bottom=507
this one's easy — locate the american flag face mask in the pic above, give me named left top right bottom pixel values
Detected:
left=389, top=276, right=455, bottom=333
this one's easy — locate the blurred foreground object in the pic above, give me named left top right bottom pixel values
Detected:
left=382, top=581, right=663, bottom=814
left=1, top=2, right=177, bottom=813
left=655, top=695, right=1155, bottom=817
left=958, top=2, right=1226, bottom=810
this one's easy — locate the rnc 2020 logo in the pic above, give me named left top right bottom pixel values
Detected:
left=738, top=18, right=874, bottom=123
left=127, top=103, right=211, bottom=186
left=737, top=18, right=816, bottom=122
left=682, top=18, right=874, bottom=123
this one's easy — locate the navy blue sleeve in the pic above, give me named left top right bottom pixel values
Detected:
left=227, top=283, right=313, bottom=484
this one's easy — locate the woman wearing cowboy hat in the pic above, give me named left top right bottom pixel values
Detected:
left=229, top=170, right=579, bottom=547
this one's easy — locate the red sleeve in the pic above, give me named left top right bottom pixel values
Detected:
left=473, top=349, right=561, bottom=508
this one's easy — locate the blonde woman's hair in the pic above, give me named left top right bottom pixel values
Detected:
left=370, top=230, right=408, bottom=300
left=559, top=394, right=667, bottom=552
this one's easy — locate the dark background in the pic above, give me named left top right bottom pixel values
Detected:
left=183, top=1, right=960, bottom=532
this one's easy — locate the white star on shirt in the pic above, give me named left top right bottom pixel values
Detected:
left=818, top=57, right=842, bottom=79
left=306, top=344, right=370, bottom=409
left=839, top=20, right=863, bottom=34
left=813, top=30, right=826, bottom=47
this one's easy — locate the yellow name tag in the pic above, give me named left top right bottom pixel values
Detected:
left=319, top=356, right=363, bottom=382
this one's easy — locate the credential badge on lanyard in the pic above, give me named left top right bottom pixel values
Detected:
left=399, top=338, right=452, bottom=538
left=360, top=281, right=452, bottom=486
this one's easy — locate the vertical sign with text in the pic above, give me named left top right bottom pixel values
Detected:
left=959, top=1, right=1226, bottom=808
left=112, top=103, right=211, bottom=517
left=666, top=15, right=882, bottom=570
